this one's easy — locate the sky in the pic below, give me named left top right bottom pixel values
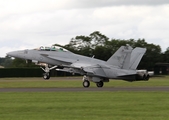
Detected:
left=0, top=0, right=169, bottom=57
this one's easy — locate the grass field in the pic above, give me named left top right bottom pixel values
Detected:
left=0, top=76, right=169, bottom=88
left=1, top=92, right=169, bottom=120
left=0, top=76, right=169, bottom=120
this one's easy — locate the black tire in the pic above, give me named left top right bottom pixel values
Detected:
left=83, top=80, right=90, bottom=88
left=96, top=81, right=104, bottom=88
left=142, top=74, right=146, bottom=80
left=145, top=75, right=150, bottom=81
left=43, top=73, right=50, bottom=80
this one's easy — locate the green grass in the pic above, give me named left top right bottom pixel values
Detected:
left=1, top=92, right=169, bottom=120
left=0, top=76, right=169, bottom=88
left=1, top=76, right=169, bottom=120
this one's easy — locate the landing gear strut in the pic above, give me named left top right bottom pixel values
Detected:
left=41, top=65, right=57, bottom=80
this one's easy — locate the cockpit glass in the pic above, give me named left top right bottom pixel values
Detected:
left=35, top=46, right=69, bottom=52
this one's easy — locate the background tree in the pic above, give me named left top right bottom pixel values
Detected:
left=0, top=56, right=13, bottom=67
left=64, top=31, right=109, bottom=57
left=162, top=47, right=169, bottom=63
left=64, top=31, right=164, bottom=70
left=9, top=58, right=37, bottom=68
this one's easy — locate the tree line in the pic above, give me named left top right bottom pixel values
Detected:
left=1, top=31, right=169, bottom=70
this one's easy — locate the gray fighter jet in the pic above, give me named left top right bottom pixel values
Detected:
left=7, top=45, right=149, bottom=88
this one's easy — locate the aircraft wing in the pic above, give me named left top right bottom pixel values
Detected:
left=82, top=64, right=109, bottom=77
left=41, top=54, right=108, bottom=77
left=40, top=54, right=112, bottom=78
left=61, top=62, right=110, bottom=78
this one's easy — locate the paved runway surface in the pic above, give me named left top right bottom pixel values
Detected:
left=1, top=86, right=169, bottom=92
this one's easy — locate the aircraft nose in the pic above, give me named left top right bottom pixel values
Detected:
left=7, top=51, right=18, bottom=57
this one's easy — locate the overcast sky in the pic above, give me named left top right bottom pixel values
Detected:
left=0, top=0, right=169, bottom=57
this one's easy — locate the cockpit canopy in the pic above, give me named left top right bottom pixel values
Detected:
left=35, top=46, right=69, bottom=52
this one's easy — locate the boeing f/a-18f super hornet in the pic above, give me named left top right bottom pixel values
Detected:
left=7, top=45, right=149, bottom=88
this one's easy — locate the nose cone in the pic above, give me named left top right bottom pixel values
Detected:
left=7, top=51, right=18, bottom=57
left=7, top=50, right=25, bottom=59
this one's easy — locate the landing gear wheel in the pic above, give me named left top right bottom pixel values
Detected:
left=83, top=80, right=90, bottom=88
left=145, top=75, right=150, bottom=81
left=96, top=81, right=104, bottom=88
left=43, top=73, right=50, bottom=80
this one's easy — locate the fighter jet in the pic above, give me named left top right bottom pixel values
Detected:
left=7, top=45, right=149, bottom=88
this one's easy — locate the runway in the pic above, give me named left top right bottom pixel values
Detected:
left=1, top=86, right=169, bottom=92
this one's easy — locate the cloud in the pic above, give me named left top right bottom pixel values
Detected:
left=1, top=0, right=168, bottom=17
left=0, top=0, right=169, bottom=57
left=70, top=0, right=169, bottom=8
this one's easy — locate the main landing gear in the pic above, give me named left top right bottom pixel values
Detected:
left=96, top=81, right=104, bottom=87
left=82, top=76, right=104, bottom=88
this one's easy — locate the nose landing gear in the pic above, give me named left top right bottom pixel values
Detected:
left=43, top=72, right=50, bottom=80
left=83, top=80, right=90, bottom=88
left=41, top=65, right=57, bottom=80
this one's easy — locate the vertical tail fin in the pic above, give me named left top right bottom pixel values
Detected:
left=129, top=47, right=146, bottom=70
left=107, top=45, right=146, bottom=70
left=107, top=45, right=133, bottom=69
